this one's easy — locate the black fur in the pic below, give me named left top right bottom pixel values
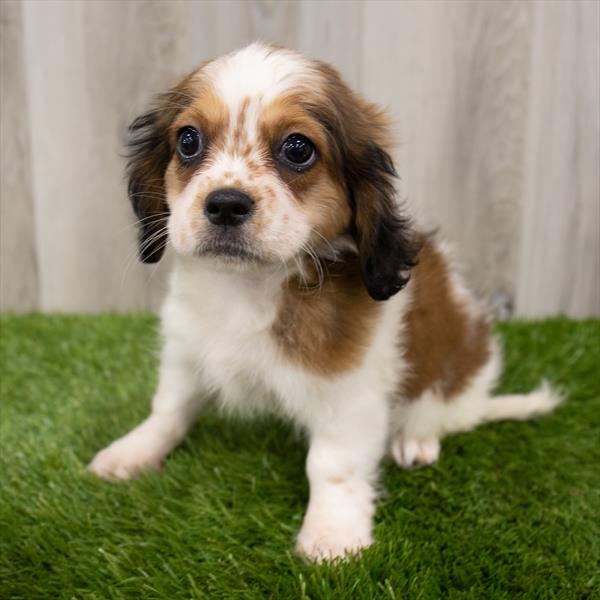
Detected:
left=127, top=113, right=169, bottom=262
left=126, top=85, right=192, bottom=263
left=347, top=145, right=419, bottom=301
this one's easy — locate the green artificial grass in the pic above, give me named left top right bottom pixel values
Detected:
left=1, top=315, right=598, bottom=599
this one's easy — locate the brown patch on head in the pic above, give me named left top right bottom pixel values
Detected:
left=272, top=254, right=382, bottom=376
left=260, top=95, right=331, bottom=193
left=400, top=234, right=491, bottom=401
left=171, top=81, right=229, bottom=148
left=163, top=78, right=231, bottom=199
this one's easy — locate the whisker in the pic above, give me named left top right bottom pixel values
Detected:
left=119, top=225, right=169, bottom=291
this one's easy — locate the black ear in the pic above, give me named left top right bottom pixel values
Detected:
left=126, top=80, right=192, bottom=263
left=348, top=145, right=419, bottom=301
left=127, top=112, right=170, bottom=263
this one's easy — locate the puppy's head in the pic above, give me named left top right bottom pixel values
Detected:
left=128, top=43, right=418, bottom=300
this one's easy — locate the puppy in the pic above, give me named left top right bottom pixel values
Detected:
left=89, top=43, right=560, bottom=561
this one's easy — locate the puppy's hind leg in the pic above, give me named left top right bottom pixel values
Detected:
left=390, top=345, right=503, bottom=469
left=390, top=343, right=561, bottom=469
left=391, top=433, right=441, bottom=469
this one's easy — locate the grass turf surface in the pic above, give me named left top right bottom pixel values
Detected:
left=0, top=315, right=598, bottom=599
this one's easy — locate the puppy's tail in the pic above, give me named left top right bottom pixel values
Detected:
left=483, top=381, right=563, bottom=423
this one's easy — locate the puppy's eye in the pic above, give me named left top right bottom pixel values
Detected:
left=176, top=127, right=202, bottom=161
left=279, top=134, right=316, bottom=170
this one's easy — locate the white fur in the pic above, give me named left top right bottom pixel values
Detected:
left=205, top=43, right=318, bottom=114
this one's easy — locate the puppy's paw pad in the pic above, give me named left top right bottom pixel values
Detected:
left=391, top=436, right=440, bottom=469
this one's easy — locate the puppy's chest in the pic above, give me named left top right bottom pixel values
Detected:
left=170, top=271, right=286, bottom=393
left=196, top=316, right=278, bottom=408
left=167, top=261, right=387, bottom=402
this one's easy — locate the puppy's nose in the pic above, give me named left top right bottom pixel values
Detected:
left=204, top=189, right=254, bottom=226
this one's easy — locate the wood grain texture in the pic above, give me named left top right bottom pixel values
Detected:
left=516, top=0, right=600, bottom=317
left=0, top=0, right=598, bottom=316
left=185, top=0, right=362, bottom=85
left=21, top=0, right=186, bottom=311
left=361, top=0, right=534, bottom=312
left=0, top=1, right=39, bottom=311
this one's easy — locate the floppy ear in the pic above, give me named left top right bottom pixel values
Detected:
left=347, top=142, right=419, bottom=301
left=307, top=63, right=419, bottom=300
left=126, top=80, right=192, bottom=263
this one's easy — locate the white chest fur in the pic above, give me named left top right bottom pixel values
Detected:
left=162, top=258, right=284, bottom=410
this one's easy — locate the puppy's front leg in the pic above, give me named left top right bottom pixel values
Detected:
left=89, top=341, right=206, bottom=480
left=296, top=388, right=388, bottom=561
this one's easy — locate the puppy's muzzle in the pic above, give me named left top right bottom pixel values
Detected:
left=205, top=189, right=254, bottom=227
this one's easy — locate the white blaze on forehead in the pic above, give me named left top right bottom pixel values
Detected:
left=204, top=43, right=319, bottom=114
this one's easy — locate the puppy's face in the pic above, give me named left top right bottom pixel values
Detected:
left=129, top=44, right=418, bottom=300
left=164, top=62, right=347, bottom=266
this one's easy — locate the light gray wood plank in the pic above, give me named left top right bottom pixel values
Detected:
left=21, top=0, right=189, bottom=311
left=516, top=0, right=600, bottom=317
left=2, top=0, right=597, bottom=316
left=280, top=0, right=363, bottom=89
left=185, top=0, right=256, bottom=66
left=361, top=0, right=534, bottom=313
left=186, top=0, right=362, bottom=86
left=0, top=0, right=39, bottom=312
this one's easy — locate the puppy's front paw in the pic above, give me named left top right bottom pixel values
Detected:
left=295, top=513, right=373, bottom=562
left=88, top=431, right=164, bottom=481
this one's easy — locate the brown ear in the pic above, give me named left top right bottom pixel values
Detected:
left=127, top=79, right=192, bottom=263
left=308, top=66, right=419, bottom=300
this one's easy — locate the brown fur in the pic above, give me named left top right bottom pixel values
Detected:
left=165, top=92, right=226, bottom=199
left=272, top=254, right=382, bottom=376
left=305, top=63, right=419, bottom=300
left=259, top=96, right=331, bottom=190
left=171, top=80, right=230, bottom=144
left=229, top=97, right=250, bottom=150
left=400, top=234, right=491, bottom=401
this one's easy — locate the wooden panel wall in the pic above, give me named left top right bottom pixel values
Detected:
left=1, top=0, right=598, bottom=316
left=516, top=0, right=600, bottom=317
left=0, top=1, right=39, bottom=311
